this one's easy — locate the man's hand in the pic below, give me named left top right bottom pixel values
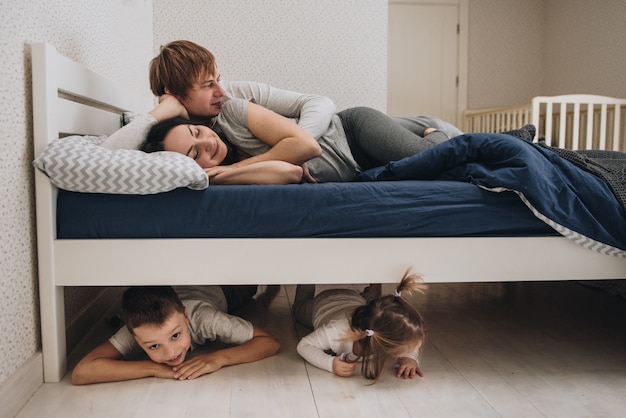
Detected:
left=300, top=163, right=317, bottom=183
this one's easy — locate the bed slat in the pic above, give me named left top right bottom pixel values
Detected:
left=57, top=100, right=124, bottom=136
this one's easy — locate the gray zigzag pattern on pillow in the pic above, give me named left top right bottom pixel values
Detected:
left=33, top=135, right=209, bottom=194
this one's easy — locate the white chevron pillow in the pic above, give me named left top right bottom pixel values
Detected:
left=33, top=135, right=209, bottom=194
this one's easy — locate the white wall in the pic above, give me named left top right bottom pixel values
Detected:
left=0, top=0, right=152, bottom=384
left=467, top=0, right=545, bottom=109
left=467, top=0, right=626, bottom=110
left=543, top=0, right=626, bottom=97
left=152, top=0, right=388, bottom=112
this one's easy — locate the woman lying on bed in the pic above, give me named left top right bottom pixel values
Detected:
left=138, top=93, right=457, bottom=185
left=140, top=93, right=536, bottom=186
left=140, top=94, right=319, bottom=185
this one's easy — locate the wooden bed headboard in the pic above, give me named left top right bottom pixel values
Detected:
left=31, top=42, right=153, bottom=382
left=31, top=43, right=626, bottom=382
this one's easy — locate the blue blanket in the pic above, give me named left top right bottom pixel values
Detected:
left=358, top=133, right=626, bottom=257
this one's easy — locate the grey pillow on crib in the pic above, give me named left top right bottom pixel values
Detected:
left=33, top=135, right=209, bottom=194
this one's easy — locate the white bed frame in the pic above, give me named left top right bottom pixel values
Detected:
left=32, top=43, right=626, bottom=382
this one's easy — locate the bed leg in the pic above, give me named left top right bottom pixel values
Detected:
left=39, top=285, right=67, bottom=382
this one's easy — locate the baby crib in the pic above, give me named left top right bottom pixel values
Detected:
left=463, top=94, right=626, bottom=152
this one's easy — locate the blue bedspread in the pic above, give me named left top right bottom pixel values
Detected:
left=358, top=133, right=626, bottom=257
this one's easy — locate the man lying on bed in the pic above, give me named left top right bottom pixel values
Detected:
left=148, top=40, right=463, bottom=140
left=102, top=40, right=462, bottom=184
left=71, top=285, right=280, bottom=385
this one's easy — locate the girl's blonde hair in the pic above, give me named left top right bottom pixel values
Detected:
left=149, top=40, right=217, bottom=98
left=345, top=270, right=426, bottom=380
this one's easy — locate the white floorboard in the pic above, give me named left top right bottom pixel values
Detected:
left=15, top=281, right=626, bottom=418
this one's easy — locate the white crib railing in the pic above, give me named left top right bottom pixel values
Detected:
left=462, top=103, right=531, bottom=134
left=463, top=95, right=626, bottom=152
left=531, top=94, right=626, bottom=152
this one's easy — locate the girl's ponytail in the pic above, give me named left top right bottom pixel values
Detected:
left=395, top=269, right=427, bottom=299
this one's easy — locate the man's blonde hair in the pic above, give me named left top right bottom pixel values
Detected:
left=149, top=40, right=217, bottom=98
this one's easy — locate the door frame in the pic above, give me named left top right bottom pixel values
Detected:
left=388, top=0, right=468, bottom=126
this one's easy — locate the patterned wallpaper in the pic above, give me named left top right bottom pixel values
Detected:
left=467, top=0, right=545, bottom=109
left=152, top=0, right=388, bottom=112
left=543, top=0, right=626, bottom=97
left=0, top=0, right=152, bottom=383
left=468, top=0, right=626, bottom=110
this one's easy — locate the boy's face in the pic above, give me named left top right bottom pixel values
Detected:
left=132, top=311, right=192, bottom=366
left=178, top=70, right=227, bottom=119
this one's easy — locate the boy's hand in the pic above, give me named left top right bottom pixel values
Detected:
left=152, top=363, right=177, bottom=380
left=171, top=355, right=222, bottom=380
left=395, top=356, right=424, bottom=379
left=332, top=357, right=357, bottom=377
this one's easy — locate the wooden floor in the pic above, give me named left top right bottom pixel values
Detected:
left=17, top=281, right=626, bottom=418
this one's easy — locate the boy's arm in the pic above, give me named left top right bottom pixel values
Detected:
left=222, top=80, right=336, bottom=139
left=71, top=340, right=174, bottom=385
left=170, top=326, right=280, bottom=381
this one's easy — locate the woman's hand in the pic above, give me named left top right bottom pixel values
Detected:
left=205, top=161, right=304, bottom=185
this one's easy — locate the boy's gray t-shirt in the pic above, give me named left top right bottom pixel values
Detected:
left=109, top=286, right=253, bottom=356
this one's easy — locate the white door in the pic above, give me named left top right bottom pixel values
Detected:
left=388, top=1, right=461, bottom=124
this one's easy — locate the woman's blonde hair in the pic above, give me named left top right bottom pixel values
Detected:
left=344, top=270, right=426, bottom=381
left=149, top=40, right=217, bottom=98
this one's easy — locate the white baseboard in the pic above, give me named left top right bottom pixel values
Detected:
left=0, top=352, right=42, bottom=418
left=0, top=287, right=125, bottom=417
